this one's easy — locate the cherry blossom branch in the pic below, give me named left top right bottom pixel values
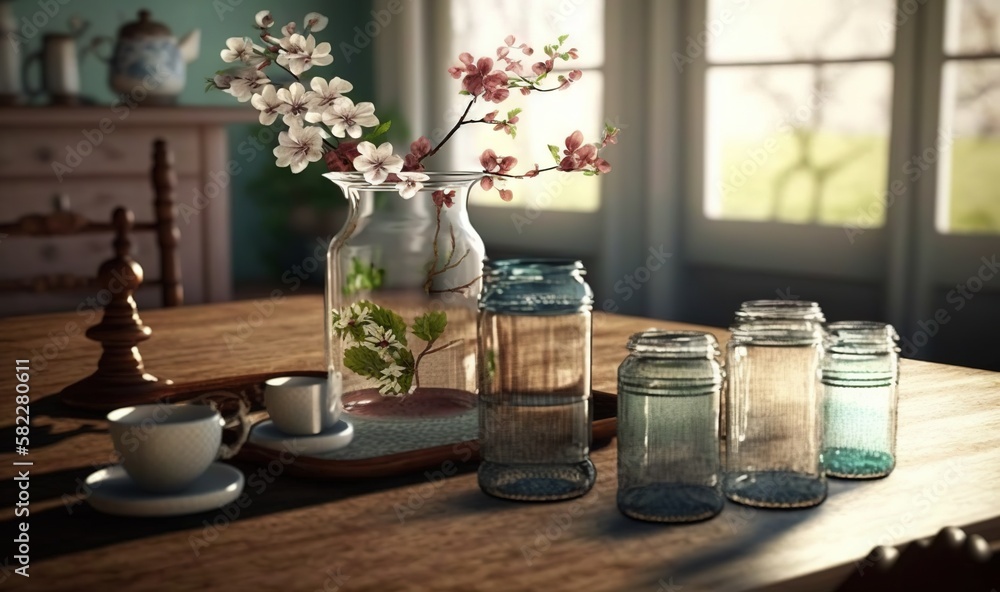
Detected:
left=489, top=165, right=559, bottom=179
left=418, top=97, right=477, bottom=164
left=413, top=338, right=462, bottom=388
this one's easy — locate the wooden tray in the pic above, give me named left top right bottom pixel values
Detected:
left=171, top=370, right=617, bottom=480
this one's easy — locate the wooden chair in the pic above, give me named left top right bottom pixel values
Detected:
left=0, top=138, right=183, bottom=308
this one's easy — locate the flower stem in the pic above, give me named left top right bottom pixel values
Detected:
left=490, top=165, right=560, bottom=179
left=419, top=97, right=477, bottom=164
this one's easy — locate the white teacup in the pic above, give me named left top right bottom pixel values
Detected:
left=264, top=376, right=340, bottom=436
left=107, top=404, right=241, bottom=493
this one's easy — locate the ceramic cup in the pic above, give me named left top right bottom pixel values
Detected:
left=264, top=376, right=340, bottom=436
left=107, top=403, right=241, bottom=493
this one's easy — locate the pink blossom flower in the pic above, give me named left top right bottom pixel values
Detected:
left=483, top=71, right=510, bottom=103
left=532, top=59, right=554, bottom=76
left=448, top=52, right=474, bottom=79
left=432, top=189, right=456, bottom=209
left=558, top=130, right=598, bottom=171
left=324, top=141, right=361, bottom=173
left=523, top=164, right=540, bottom=178
left=558, top=69, right=583, bottom=90
left=565, top=48, right=579, bottom=59
left=480, top=149, right=517, bottom=175
left=462, top=56, right=495, bottom=96
left=498, top=188, right=513, bottom=201
left=403, top=136, right=432, bottom=171
left=602, top=127, right=620, bottom=147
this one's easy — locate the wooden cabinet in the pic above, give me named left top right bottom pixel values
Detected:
left=0, top=106, right=257, bottom=316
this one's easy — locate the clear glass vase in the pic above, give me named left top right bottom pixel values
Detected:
left=617, top=331, right=724, bottom=523
left=323, top=172, right=486, bottom=419
left=476, top=259, right=596, bottom=501
left=823, top=321, right=900, bottom=479
left=724, top=300, right=827, bottom=509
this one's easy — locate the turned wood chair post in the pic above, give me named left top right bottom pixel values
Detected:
left=59, top=206, right=172, bottom=410
left=152, top=138, right=183, bottom=307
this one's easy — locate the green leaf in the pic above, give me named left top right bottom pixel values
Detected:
left=558, top=34, right=569, bottom=45
left=509, top=125, right=517, bottom=139
left=506, top=108, right=522, bottom=120
left=411, top=310, right=448, bottom=343
left=362, top=120, right=392, bottom=142
left=548, top=144, right=561, bottom=164
left=343, top=346, right=388, bottom=380
left=367, top=302, right=409, bottom=347
left=458, top=90, right=471, bottom=95
left=396, top=348, right=415, bottom=393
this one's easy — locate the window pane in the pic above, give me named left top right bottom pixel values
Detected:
left=937, top=60, right=1000, bottom=234
left=448, top=0, right=605, bottom=211
left=706, top=0, right=896, bottom=62
left=945, top=0, right=1000, bottom=55
left=704, top=64, right=892, bottom=225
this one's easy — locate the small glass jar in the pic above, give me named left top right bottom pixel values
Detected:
left=724, top=300, right=827, bottom=509
left=477, top=259, right=596, bottom=501
left=823, top=321, right=900, bottom=479
left=617, top=331, right=724, bottom=523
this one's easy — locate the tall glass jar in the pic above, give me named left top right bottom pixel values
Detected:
left=823, top=321, right=900, bottom=479
left=477, top=259, right=596, bottom=501
left=617, top=331, right=724, bottom=523
left=724, top=300, right=827, bottom=509
left=323, top=172, right=485, bottom=419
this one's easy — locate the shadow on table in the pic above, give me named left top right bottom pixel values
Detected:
left=0, top=393, right=108, bottom=452
left=0, top=456, right=488, bottom=563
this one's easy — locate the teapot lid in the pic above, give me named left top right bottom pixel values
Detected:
left=118, top=10, right=171, bottom=38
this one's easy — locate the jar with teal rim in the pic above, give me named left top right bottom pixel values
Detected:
left=823, top=321, right=900, bottom=479
left=476, top=259, right=596, bottom=501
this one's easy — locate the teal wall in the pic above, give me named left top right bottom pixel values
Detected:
left=12, top=0, right=374, bottom=283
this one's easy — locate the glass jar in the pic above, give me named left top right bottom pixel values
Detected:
left=823, top=321, right=900, bottom=479
left=476, top=259, right=596, bottom=501
left=724, top=300, right=827, bottom=508
left=617, top=331, right=724, bottom=523
left=323, top=172, right=485, bottom=420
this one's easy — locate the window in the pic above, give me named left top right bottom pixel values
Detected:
left=446, top=0, right=606, bottom=212
left=938, top=0, right=1000, bottom=234
left=703, top=0, right=896, bottom=227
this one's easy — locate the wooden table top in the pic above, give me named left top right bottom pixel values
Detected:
left=1, top=295, right=998, bottom=592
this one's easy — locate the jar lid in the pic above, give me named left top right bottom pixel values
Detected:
left=734, top=300, right=825, bottom=323
left=480, top=259, right=593, bottom=315
left=826, top=321, right=900, bottom=354
left=626, top=330, right=720, bottom=359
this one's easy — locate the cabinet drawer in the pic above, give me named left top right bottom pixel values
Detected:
left=0, top=127, right=200, bottom=178
left=0, top=177, right=206, bottom=310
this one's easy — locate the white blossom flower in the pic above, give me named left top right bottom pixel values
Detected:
left=304, top=12, right=328, bottom=32
left=309, top=76, right=353, bottom=110
left=363, top=324, right=401, bottom=352
left=224, top=68, right=270, bottom=102
left=273, top=121, right=324, bottom=174
left=353, top=141, right=404, bottom=185
left=280, top=21, right=297, bottom=37
left=378, top=379, right=402, bottom=396
left=276, top=33, right=332, bottom=76
left=255, top=10, right=274, bottom=28
left=317, top=97, right=378, bottom=139
left=275, top=81, right=316, bottom=126
left=333, top=303, right=372, bottom=334
left=380, top=363, right=404, bottom=380
left=395, top=172, right=429, bottom=199
left=220, top=37, right=259, bottom=63
left=250, top=85, right=282, bottom=125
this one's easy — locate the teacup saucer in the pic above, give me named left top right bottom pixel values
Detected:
left=85, top=462, right=245, bottom=517
left=249, top=419, right=354, bottom=455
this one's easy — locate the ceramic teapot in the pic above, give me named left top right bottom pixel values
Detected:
left=103, top=10, right=199, bottom=103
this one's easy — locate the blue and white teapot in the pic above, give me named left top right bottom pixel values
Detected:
left=104, top=10, right=199, bottom=104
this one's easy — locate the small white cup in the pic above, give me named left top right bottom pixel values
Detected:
left=107, top=404, right=241, bottom=493
left=264, top=376, right=340, bottom=436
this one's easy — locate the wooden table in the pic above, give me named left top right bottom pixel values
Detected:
left=1, top=295, right=998, bottom=591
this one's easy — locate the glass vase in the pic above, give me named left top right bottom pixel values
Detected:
left=617, top=331, right=724, bottom=523
left=823, top=321, right=900, bottom=479
left=323, top=172, right=486, bottom=420
left=476, top=259, right=596, bottom=501
left=724, top=300, right=827, bottom=509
